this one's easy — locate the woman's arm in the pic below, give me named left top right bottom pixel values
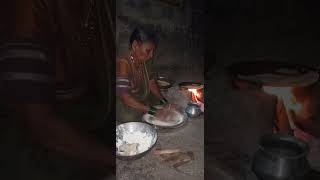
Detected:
left=117, top=58, right=151, bottom=112
left=149, top=79, right=164, bottom=100
left=120, top=93, right=149, bottom=113
left=7, top=0, right=114, bottom=173
left=120, top=92, right=170, bottom=119
left=9, top=103, right=115, bottom=171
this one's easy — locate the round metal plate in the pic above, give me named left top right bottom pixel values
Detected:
left=141, top=110, right=188, bottom=131
left=157, top=76, right=175, bottom=89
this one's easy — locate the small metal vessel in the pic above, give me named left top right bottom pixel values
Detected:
left=252, top=134, right=310, bottom=180
left=185, top=102, right=202, bottom=118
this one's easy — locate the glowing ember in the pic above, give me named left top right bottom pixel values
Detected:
left=188, top=88, right=201, bottom=103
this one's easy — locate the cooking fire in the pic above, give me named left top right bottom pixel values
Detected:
left=188, top=88, right=201, bottom=103
left=187, top=88, right=204, bottom=112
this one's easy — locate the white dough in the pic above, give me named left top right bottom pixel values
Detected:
left=116, top=130, right=152, bottom=156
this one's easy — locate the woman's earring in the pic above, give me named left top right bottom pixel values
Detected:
left=130, top=55, right=135, bottom=63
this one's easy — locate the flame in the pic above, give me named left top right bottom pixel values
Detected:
left=188, top=88, right=200, bottom=103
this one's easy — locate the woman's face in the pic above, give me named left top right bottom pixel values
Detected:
left=132, top=41, right=156, bottom=62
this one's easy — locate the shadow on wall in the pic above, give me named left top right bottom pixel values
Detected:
left=212, top=0, right=320, bottom=69
left=116, top=0, right=204, bottom=79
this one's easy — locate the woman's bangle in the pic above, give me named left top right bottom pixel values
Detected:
left=148, top=106, right=157, bottom=115
left=160, top=98, right=168, bottom=105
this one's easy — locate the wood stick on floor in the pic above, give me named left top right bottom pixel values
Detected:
left=153, top=149, right=181, bottom=155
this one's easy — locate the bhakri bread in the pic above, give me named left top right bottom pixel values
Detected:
left=227, top=61, right=319, bottom=87
left=143, top=109, right=185, bottom=127
left=238, top=71, right=319, bottom=87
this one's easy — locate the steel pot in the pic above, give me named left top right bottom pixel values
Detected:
left=185, top=102, right=202, bottom=118
left=252, top=134, right=310, bottom=180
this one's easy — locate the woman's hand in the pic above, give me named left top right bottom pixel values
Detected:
left=163, top=103, right=180, bottom=111
left=154, top=108, right=168, bottom=120
left=154, top=105, right=179, bottom=122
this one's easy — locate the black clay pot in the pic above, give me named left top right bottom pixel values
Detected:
left=252, top=134, right=310, bottom=180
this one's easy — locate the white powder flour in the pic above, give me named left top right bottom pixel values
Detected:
left=116, top=130, right=152, bottom=156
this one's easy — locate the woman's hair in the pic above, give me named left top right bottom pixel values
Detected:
left=129, top=26, right=158, bottom=48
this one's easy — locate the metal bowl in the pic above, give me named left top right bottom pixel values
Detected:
left=252, top=133, right=310, bottom=180
left=185, top=102, right=202, bottom=118
left=116, top=122, right=158, bottom=160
